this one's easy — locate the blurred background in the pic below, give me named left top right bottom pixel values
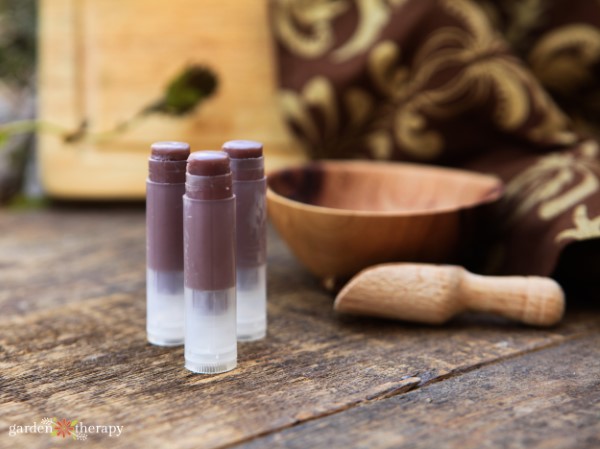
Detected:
left=0, top=0, right=36, bottom=205
left=0, top=0, right=305, bottom=205
left=0, top=0, right=598, bottom=294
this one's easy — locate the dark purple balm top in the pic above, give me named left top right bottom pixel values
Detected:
left=222, top=140, right=264, bottom=181
left=222, top=140, right=266, bottom=268
left=148, top=141, right=190, bottom=184
left=184, top=150, right=235, bottom=291
left=183, top=150, right=238, bottom=373
left=187, top=150, right=231, bottom=176
left=222, top=140, right=267, bottom=341
left=146, top=141, right=190, bottom=347
left=185, top=151, right=233, bottom=201
left=221, top=140, right=263, bottom=158
left=147, top=141, right=190, bottom=272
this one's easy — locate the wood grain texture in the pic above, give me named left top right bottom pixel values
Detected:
left=267, top=160, right=502, bottom=282
left=0, top=210, right=598, bottom=449
left=240, top=334, right=600, bottom=449
left=0, top=209, right=145, bottom=316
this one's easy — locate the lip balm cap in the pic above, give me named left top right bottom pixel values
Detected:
left=187, top=151, right=231, bottom=176
left=222, top=140, right=263, bottom=159
left=151, top=141, right=190, bottom=161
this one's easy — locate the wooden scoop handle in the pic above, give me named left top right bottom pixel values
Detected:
left=334, top=264, right=565, bottom=326
left=460, top=271, right=564, bottom=326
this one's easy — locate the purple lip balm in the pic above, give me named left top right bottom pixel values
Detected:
left=184, top=151, right=237, bottom=374
left=146, top=141, right=190, bottom=346
left=222, top=140, right=267, bottom=341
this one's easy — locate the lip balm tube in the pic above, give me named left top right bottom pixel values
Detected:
left=222, top=140, right=267, bottom=341
left=146, top=141, right=190, bottom=346
left=184, top=151, right=237, bottom=374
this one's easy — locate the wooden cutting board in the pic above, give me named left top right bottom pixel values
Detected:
left=38, top=0, right=304, bottom=199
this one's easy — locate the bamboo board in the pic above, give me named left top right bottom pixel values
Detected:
left=38, top=0, right=305, bottom=199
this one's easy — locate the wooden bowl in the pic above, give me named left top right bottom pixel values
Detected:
left=267, top=160, right=503, bottom=284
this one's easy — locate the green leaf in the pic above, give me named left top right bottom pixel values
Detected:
left=145, top=65, right=218, bottom=116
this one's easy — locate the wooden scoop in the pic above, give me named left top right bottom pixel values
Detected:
left=334, top=263, right=565, bottom=326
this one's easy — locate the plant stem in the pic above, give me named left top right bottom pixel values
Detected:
left=0, top=119, right=68, bottom=136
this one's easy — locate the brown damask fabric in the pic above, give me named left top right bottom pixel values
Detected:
left=269, top=0, right=600, bottom=290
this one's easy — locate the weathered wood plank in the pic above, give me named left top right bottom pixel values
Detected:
left=0, top=209, right=146, bottom=316
left=239, top=334, right=600, bottom=449
left=0, top=210, right=598, bottom=449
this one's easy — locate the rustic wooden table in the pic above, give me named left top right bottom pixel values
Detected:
left=1, top=208, right=599, bottom=449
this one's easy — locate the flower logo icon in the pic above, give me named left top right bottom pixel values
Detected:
left=51, top=418, right=78, bottom=440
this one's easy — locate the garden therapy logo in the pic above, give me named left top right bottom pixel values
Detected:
left=8, top=417, right=124, bottom=440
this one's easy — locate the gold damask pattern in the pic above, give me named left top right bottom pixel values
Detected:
left=529, top=25, right=600, bottom=95
left=369, top=0, right=575, bottom=159
left=278, top=0, right=576, bottom=161
left=557, top=205, right=600, bottom=243
left=280, top=76, right=338, bottom=147
left=272, top=0, right=348, bottom=59
left=504, top=141, right=600, bottom=221
left=272, top=0, right=406, bottom=61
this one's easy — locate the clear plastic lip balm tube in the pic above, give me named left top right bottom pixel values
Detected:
left=146, top=141, right=190, bottom=346
left=222, top=140, right=267, bottom=341
left=184, top=151, right=237, bottom=374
